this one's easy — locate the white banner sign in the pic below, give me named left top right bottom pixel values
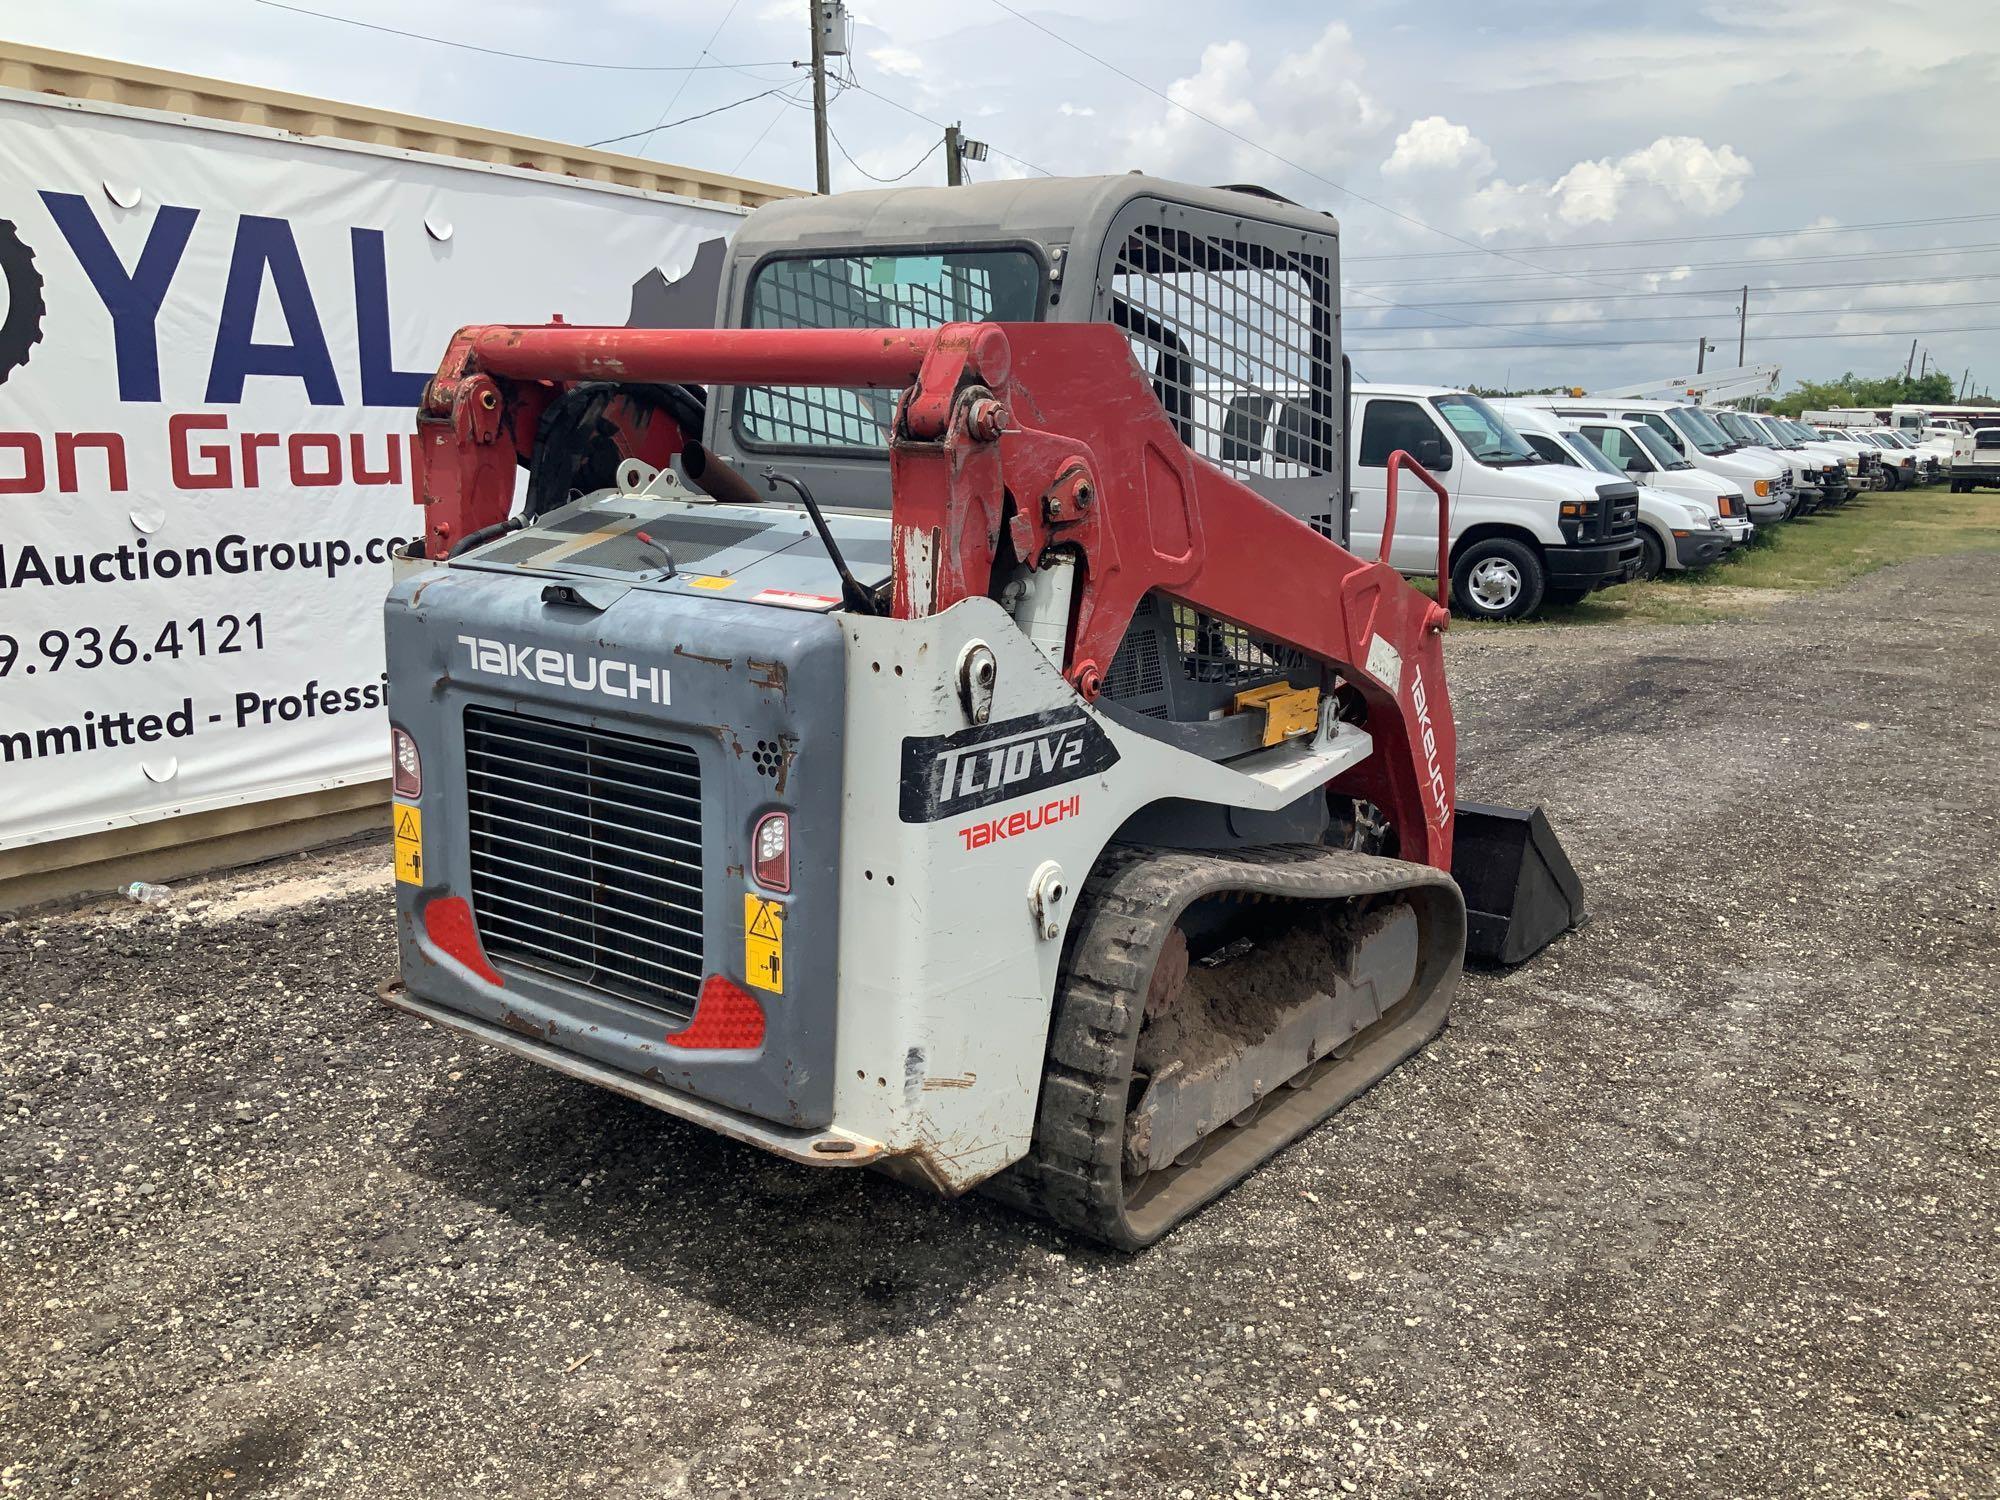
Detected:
left=0, top=91, right=745, bottom=850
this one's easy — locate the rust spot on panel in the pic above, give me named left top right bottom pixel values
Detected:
left=499, top=1009, right=556, bottom=1040
left=674, top=644, right=734, bottom=670
left=921, top=1072, right=978, bottom=1091
left=748, top=658, right=787, bottom=693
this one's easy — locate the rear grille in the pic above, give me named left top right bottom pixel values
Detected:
left=463, top=706, right=705, bottom=1022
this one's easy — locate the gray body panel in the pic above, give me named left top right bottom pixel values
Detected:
left=386, top=562, right=847, bottom=1128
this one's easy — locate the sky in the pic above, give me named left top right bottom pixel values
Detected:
left=10, top=0, right=2000, bottom=393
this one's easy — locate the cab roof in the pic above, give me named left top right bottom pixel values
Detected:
left=725, top=174, right=1340, bottom=260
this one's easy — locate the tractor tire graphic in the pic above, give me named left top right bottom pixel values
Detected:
left=0, top=219, right=47, bottom=386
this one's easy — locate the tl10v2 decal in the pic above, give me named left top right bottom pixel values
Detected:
left=899, top=707, right=1119, bottom=823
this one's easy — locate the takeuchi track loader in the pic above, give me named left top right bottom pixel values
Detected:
left=381, top=177, right=1583, bottom=1248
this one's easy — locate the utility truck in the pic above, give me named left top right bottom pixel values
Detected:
left=1947, top=426, right=2000, bottom=492
left=379, top=177, right=1584, bottom=1248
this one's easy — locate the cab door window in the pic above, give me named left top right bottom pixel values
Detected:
left=1582, top=424, right=1651, bottom=470
left=1358, top=399, right=1452, bottom=471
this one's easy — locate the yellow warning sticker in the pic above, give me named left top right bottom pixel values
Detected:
left=392, top=802, right=424, bottom=886
left=685, top=574, right=735, bottom=590
left=744, top=894, right=784, bottom=994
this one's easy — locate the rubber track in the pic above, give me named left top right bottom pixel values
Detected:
left=980, top=844, right=1465, bottom=1250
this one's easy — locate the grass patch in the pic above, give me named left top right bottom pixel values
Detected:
left=1460, top=485, right=2000, bottom=629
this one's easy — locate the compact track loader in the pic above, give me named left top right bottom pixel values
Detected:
left=382, top=177, right=1582, bottom=1248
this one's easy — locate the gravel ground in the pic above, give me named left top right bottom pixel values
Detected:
left=3, top=552, right=1996, bottom=1499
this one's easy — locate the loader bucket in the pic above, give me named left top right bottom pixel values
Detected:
left=1451, top=802, right=1586, bottom=965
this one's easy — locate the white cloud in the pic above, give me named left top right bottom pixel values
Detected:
left=1123, top=24, right=1388, bottom=185
left=866, top=45, right=925, bottom=79
left=1443, top=134, right=1754, bottom=240
left=1058, top=103, right=1096, bottom=118
left=1382, top=117, right=1495, bottom=178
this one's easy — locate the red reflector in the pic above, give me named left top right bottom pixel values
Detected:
left=423, top=895, right=503, bottom=987
left=665, top=974, right=766, bottom=1051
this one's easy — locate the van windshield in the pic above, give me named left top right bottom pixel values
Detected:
left=1712, top=410, right=1765, bottom=446
left=1430, top=394, right=1540, bottom=466
left=1628, top=423, right=1691, bottom=469
left=1627, top=411, right=1687, bottom=455
left=1666, top=406, right=1732, bottom=456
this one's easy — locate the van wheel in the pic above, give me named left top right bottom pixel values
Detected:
left=1450, top=538, right=1545, bottom=621
left=1637, top=532, right=1667, bottom=580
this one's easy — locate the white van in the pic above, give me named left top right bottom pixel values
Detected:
left=1723, top=411, right=1854, bottom=509
left=1347, top=384, right=1642, bottom=619
left=1831, top=428, right=1923, bottom=489
left=1703, top=407, right=1831, bottom=511
left=1515, top=396, right=1793, bottom=525
left=1496, top=404, right=1742, bottom=576
left=1775, top=417, right=1879, bottom=489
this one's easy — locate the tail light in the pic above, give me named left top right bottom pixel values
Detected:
left=391, top=726, right=422, bottom=797
left=753, top=811, right=791, bottom=892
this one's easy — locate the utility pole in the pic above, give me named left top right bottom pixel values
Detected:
left=1905, top=337, right=1918, bottom=380
left=1918, top=348, right=1928, bottom=380
left=1736, top=286, right=1748, bottom=365
left=944, top=126, right=986, bottom=186
left=1696, top=337, right=1716, bottom=374
left=1962, top=367, right=1972, bottom=399
left=808, top=0, right=830, bottom=194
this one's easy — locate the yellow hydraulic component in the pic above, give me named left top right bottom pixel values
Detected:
left=1231, top=683, right=1322, bottom=747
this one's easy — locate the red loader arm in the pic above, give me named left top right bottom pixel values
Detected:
left=414, top=321, right=1457, bottom=869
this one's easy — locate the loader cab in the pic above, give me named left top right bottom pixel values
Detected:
left=700, top=175, right=1347, bottom=538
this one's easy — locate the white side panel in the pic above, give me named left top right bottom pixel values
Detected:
left=829, top=598, right=1372, bottom=1191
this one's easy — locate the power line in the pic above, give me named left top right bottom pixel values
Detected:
left=587, top=82, right=803, bottom=148
left=1353, top=270, right=2000, bottom=311
left=828, top=125, right=944, bottom=183
left=1342, top=324, right=2000, bottom=354
left=1351, top=240, right=2000, bottom=289
left=983, top=0, right=1636, bottom=300
left=1344, top=212, right=2000, bottom=262
left=1347, top=288, right=1601, bottom=348
left=626, top=0, right=745, bottom=157
left=731, top=82, right=813, bottom=175
left=1349, top=298, right=2000, bottom=333
left=840, top=79, right=1064, bottom=176
left=249, top=0, right=788, bottom=72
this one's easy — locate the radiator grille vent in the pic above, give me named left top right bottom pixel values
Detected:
left=463, top=706, right=704, bottom=1022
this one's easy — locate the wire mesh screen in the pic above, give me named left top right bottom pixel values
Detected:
left=736, top=250, right=1042, bottom=449
left=1109, top=222, right=1339, bottom=483
left=1171, top=602, right=1314, bottom=685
